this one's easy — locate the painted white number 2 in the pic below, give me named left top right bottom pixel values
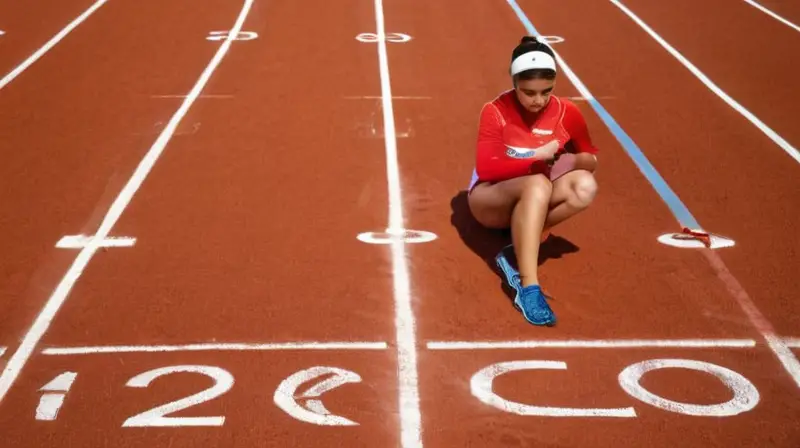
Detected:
left=122, top=365, right=234, bottom=427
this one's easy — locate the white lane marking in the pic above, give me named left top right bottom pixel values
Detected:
left=55, top=235, right=136, bottom=248
left=743, top=0, right=800, bottom=34
left=783, top=338, right=800, bottom=348
left=343, top=95, right=431, bottom=100
left=0, top=347, right=5, bottom=357
left=371, top=0, right=422, bottom=446
left=566, top=95, right=613, bottom=101
left=0, top=0, right=110, bottom=91
left=0, top=0, right=256, bottom=404
left=609, top=0, right=800, bottom=165
left=426, top=339, right=757, bottom=350
left=764, top=334, right=800, bottom=387
left=151, top=94, right=233, bottom=99
left=41, top=341, right=389, bottom=355
left=700, top=249, right=800, bottom=389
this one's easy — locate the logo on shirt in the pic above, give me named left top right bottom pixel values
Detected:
left=505, top=144, right=536, bottom=159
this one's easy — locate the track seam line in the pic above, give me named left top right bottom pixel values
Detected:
left=608, top=0, right=800, bottom=165
left=0, top=0, right=256, bottom=404
left=371, top=0, right=423, bottom=446
left=0, top=0, right=110, bottom=91
left=504, top=0, right=800, bottom=390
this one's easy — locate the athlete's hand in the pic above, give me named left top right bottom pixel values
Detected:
left=535, top=139, right=561, bottom=161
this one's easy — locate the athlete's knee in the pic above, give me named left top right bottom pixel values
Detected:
left=570, top=173, right=598, bottom=208
left=519, top=174, right=553, bottom=202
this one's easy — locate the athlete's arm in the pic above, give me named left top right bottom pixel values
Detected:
left=474, top=103, right=549, bottom=182
left=562, top=100, right=599, bottom=155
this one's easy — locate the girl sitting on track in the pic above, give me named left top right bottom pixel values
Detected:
left=467, top=36, right=600, bottom=327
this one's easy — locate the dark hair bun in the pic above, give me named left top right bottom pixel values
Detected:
left=512, top=35, right=555, bottom=62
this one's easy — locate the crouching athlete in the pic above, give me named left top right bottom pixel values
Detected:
left=467, top=36, right=600, bottom=326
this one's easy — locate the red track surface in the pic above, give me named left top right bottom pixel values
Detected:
left=1, top=0, right=799, bottom=446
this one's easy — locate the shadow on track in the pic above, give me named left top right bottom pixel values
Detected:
left=449, top=190, right=580, bottom=299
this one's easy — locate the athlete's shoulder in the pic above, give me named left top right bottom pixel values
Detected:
left=478, top=89, right=514, bottom=125
left=484, top=89, right=520, bottom=120
left=548, top=95, right=574, bottom=111
left=555, top=96, right=589, bottom=130
left=554, top=95, right=599, bottom=153
left=490, top=89, right=517, bottom=108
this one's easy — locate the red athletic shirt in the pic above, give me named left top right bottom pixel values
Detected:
left=472, top=90, right=598, bottom=185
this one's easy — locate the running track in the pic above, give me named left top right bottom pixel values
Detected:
left=1, top=0, right=799, bottom=446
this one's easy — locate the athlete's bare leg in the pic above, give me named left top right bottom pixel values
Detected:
left=468, top=169, right=597, bottom=287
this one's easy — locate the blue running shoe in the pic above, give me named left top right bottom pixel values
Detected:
left=515, top=284, right=556, bottom=326
left=495, top=248, right=556, bottom=326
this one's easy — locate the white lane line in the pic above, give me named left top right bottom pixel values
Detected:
left=784, top=338, right=800, bottom=348
left=427, top=339, right=758, bottom=350
left=699, top=249, right=800, bottom=389
left=566, top=95, right=614, bottom=101
left=42, top=341, right=389, bottom=355
left=0, top=347, right=5, bottom=358
left=343, top=95, right=431, bottom=100
left=151, top=94, right=234, bottom=99
left=609, top=0, right=800, bottom=165
left=55, top=235, right=136, bottom=248
left=0, top=0, right=110, bottom=91
left=371, top=0, right=422, bottom=446
left=743, top=0, right=800, bottom=33
left=0, top=0, right=256, bottom=404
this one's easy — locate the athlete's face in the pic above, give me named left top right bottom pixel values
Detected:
left=514, top=78, right=555, bottom=113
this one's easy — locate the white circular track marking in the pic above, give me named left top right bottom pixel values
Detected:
left=357, top=230, right=437, bottom=244
left=657, top=233, right=735, bottom=249
left=538, top=35, right=564, bottom=44
left=207, top=30, right=258, bottom=41
left=356, top=33, right=412, bottom=43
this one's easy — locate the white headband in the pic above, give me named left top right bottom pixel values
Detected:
left=510, top=50, right=556, bottom=76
